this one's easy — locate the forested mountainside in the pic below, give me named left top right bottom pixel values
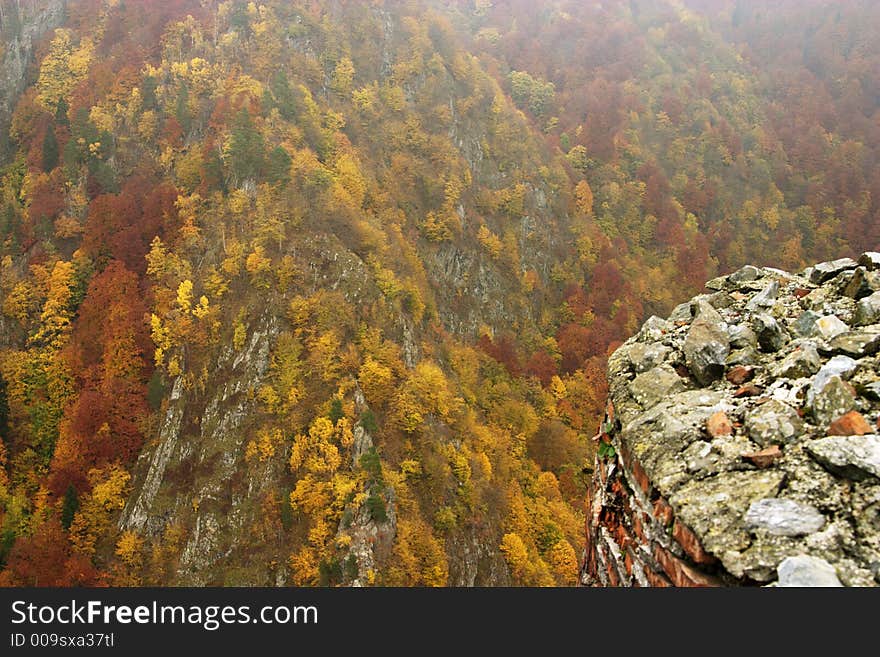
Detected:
left=0, top=0, right=875, bottom=586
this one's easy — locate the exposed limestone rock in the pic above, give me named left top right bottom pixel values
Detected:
left=745, top=400, right=803, bottom=446
left=753, top=313, right=788, bottom=352
left=776, top=555, right=843, bottom=587
left=0, top=1, right=66, bottom=155
left=858, top=252, right=880, bottom=271
left=806, top=436, right=880, bottom=481
left=744, top=498, right=826, bottom=537
left=684, top=301, right=730, bottom=385
left=855, top=292, right=880, bottom=326
left=809, top=258, right=858, bottom=284
left=583, top=253, right=880, bottom=587
left=628, top=364, right=686, bottom=408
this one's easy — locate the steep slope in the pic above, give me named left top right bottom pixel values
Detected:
left=0, top=0, right=66, bottom=158
left=0, top=0, right=586, bottom=587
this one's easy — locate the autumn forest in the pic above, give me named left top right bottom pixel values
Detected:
left=0, top=0, right=877, bottom=586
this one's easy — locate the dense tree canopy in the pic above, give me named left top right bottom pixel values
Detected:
left=0, top=0, right=875, bottom=586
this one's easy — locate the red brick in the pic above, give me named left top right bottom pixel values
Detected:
left=793, top=288, right=810, bottom=299
left=605, top=553, right=620, bottom=587
left=631, top=511, right=646, bottom=543
left=726, top=365, right=754, bottom=385
left=613, top=522, right=633, bottom=552
left=629, top=458, right=651, bottom=497
left=706, top=410, right=733, bottom=437
left=606, top=399, right=616, bottom=425
left=734, top=383, right=763, bottom=397
left=828, top=411, right=873, bottom=436
left=644, top=567, right=673, bottom=588
left=585, top=538, right=598, bottom=582
left=598, top=507, right=618, bottom=531
left=741, top=445, right=782, bottom=468
left=624, top=550, right=634, bottom=577
left=653, top=496, right=674, bottom=527
left=672, top=520, right=717, bottom=565
left=653, top=544, right=720, bottom=587
left=618, top=443, right=646, bottom=495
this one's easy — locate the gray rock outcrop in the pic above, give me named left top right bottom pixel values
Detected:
left=583, top=253, right=880, bottom=587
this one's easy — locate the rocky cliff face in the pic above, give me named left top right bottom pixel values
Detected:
left=583, top=253, right=880, bottom=587
left=0, top=0, right=66, bottom=158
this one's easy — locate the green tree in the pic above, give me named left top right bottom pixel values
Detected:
left=229, top=108, right=266, bottom=184
left=266, top=146, right=291, bottom=185
left=42, top=128, right=59, bottom=172
left=0, top=374, right=9, bottom=442
left=328, top=397, right=344, bottom=424
left=60, top=485, right=79, bottom=530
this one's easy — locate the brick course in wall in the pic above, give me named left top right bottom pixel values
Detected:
left=581, top=409, right=729, bottom=587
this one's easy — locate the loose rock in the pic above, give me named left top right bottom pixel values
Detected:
left=855, top=291, right=880, bottom=326
left=684, top=302, right=730, bottom=385
left=792, top=310, right=821, bottom=337
left=637, top=315, right=672, bottom=342
left=806, top=435, right=880, bottom=480
left=729, top=264, right=761, bottom=285
left=777, top=555, right=843, bottom=587
left=726, top=365, right=755, bottom=385
left=808, top=355, right=858, bottom=406
left=809, top=258, right=858, bottom=284
left=827, top=328, right=880, bottom=357
left=741, top=445, right=782, bottom=468
left=754, top=313, right=788, bottom=352
left=771, top=344, right=821, bottom=378
left=734, top=383, right=763, bottom=397
left=744, top=498, right=826, bottom=537
left=706, top=411, right=733, bottom=437
left=728, top=324, right=758, bottom=349
left=812, top=376, right=857, bottom=427
left=858, top=251, right=880, bottom=271
left=745, top=400, right=803, bottom=446
left=811, top=315, right=849, bottom=341
left=843, top=267, right=873, bottom=299
left=627, top=342, right=672, bottom=374
left=746, top=280, right=779, bottom=311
